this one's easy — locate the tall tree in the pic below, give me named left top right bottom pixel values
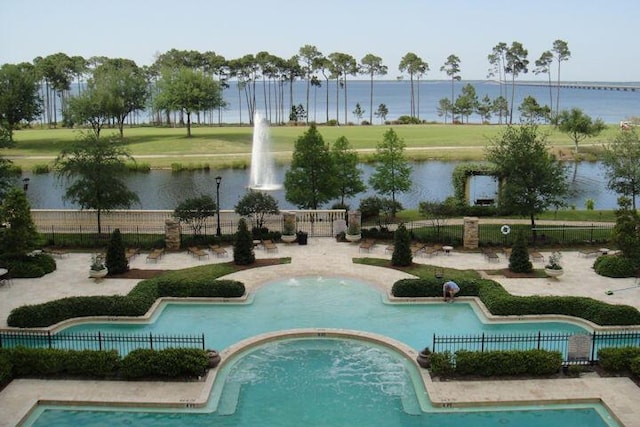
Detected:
left=553, top=108, right=606, bottom=153
left=298, top=45, right=322, bottom=125
left=552, top=39, right=571, bottom=116
left=0, top=63, right=42, bottom=141
left=440, top=54, right=461, bottom=124
left=64, top=87, right=112, bottom=137
left=91, top=58, right=149, bottom=138
left=54, top=133, right=139, bottom=234
left=602, top=129, right=640, bottom=210
left=399, top=53, right=428, bottom=119
left=315, top=57, right=332, bottom=123
left=0, top=187, right=38, bottom=255
left=34, top=52, right=76, bottom=127
left=369, top=128, right=412, bottom=217
left=455, top=83, right=478, bottom=123
left=154, top=67, right=223, bottom=137
left=504, top=42, right=529, bottom=124
left=328, top=52, right=358, bottom=124
left=534, top=50, right=554, bottom=112
left=486, top=124, right=569, bottom=238
left=518, top=96, right=550, bottom=123
left=284, top=124, right=337, bottom=209
left=487, top=42, right=508, bottom=98
left=330, top=136, right=366, bottom=206
left=360, top=54, right=387, bottom=124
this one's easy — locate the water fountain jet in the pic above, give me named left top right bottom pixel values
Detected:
left=248, top=111, right=282, bottom=191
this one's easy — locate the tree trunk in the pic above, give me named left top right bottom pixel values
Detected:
left=186, top=112, right=192, bottom=137
left=369, top=73, right=374, bottom=124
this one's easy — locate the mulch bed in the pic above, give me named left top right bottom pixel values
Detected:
left=107, top=258, right=285, bottom=280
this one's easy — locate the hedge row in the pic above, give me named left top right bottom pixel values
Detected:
left=430, top=349, right=562, bottom=377
left=392, top=278, right=640, bottom=326
left=0, top=347, right=208, bottom=385
left=598, top=347, right=640, bottom=375
left=7, top=277, right=245, bottom=328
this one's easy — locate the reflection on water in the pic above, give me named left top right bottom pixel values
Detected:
left=20, top=161, right=618, bottom=210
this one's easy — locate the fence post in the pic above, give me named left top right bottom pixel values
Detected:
left=591, top=331, right=597, bottom=363
left=432, top=333, right=436, bottom=352
left=150, top=332, right=153, bottom=350
left=98, top=331, right=102, bottom=351
left=537, top=331, right=541, bottom=349
left=202, top=333, right=206, bottom=350
left=47, top=331, right=52, bottom=349
left=481, top=333, right=485, bottom=352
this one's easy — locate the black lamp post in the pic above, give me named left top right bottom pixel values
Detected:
left=215, top=176, right=222, bottom=237
left=22, top=177, right=30, bottom=192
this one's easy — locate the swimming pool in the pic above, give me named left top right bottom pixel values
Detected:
left=24, top=337, right=620, bottom=426
left=60, top=276, right=588, bottom=352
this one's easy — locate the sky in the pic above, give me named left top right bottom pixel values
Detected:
left=2, top=0, right=639, bottom=82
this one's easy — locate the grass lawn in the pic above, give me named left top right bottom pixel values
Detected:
left=4, top=123, right=619, bottom=170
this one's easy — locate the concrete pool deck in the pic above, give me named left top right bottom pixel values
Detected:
left=1, top=238, right=639, bottom=426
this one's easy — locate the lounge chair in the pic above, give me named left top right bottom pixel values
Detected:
left=359, top=239, right=375, bottom=252
left=188, top=246, right=209, bottom=260
left=263, top=240, right=278, bottom=253
left=579, top=248, right=599, bottom=258
left=385, top=245, right=394, bottom=254
left=530, top=251, right=545, bottom=262
left=43, top=247, right=68, bottom=258
left=209, top=244, right=228, bottom=257
left=423, top=246, right=439, bottom=257
left=411, top=243, right=426, bottom=256
left=481, top=248, right=499, bottom=262
left=126, top=248, right=140, bottom=261
left=146, top=248, right=164, bottom=263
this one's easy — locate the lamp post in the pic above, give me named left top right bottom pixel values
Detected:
left=215, top=176, right=222, bottom=237
left=22, top=177, right=30, bottom=192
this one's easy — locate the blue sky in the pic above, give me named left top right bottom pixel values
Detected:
left=2, top=0, right=638, bottom=81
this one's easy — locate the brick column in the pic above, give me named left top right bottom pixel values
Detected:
left=463, top=216, right=479, bottom=249
left=165, top=219, right=181, bottom=250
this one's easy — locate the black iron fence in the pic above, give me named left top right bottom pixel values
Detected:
left=432, top=330, right=640, bottom=365
left=0, top=331, right=206, bottom=354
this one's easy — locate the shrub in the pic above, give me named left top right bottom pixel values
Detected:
left=598, top=347, right=640, bottom=372
left=156, top=279, right=245, bottom=298
left=429, top=351, right=454, bottom=377
left=0, top=253, right=56, bottom=278
left=397, top=115, right=421, bottom=124
left=0, top=351, right=13, bottom=386
left=391, top=223, right=412, bottom=267
left=106, top=228, right=129, bottom=275
left=593, top=255, right=636, bottom=278
left=233, top=218, right=255, bottom=265
left=9, top=347, right=67, bottom=376
left=454, top=349, right=561, bottom=377
left=630, top=356, right=640, bottom=377
left=391, top=278, right=481, bottom=298
left=508, top=232, right=532, bottom=273
left=64, top=350, right=120, bottom=377
left=120, top=348, right=207, bottom=379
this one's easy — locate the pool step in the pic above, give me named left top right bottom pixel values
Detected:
left=401, top=392, right=422, bottom=415
left=217, top=381, right=242, bottom=416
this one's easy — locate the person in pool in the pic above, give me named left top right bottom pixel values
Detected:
left=443, top=280, right=460, bottom=302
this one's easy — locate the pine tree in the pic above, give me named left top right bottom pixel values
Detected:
left=105, top=228, right=128, bottom=275
left=233, top=218, right=255, bottom=265
left=392, top=223, right=413, bottom=266
left=509, top=232, right=532, bottom=273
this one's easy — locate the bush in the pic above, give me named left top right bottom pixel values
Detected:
left=391, top=223, right=412, bottom=267
left=106, top=228, right=129, bottom=275
left=593, top=255, right=637, bottom=278
left=64, top=350, right=120, bottom=377
left=397, top=115, right=421, bottom=124
left=630, top=356, right=640, bottom=377
left=120, top=348, right=207, bottom=379
left=429, top=351, right=454, bottom=377
left=156, top=279, right=245, bottom=298
left=0, top=253, right=56, bottom=278
left=0, top=351, right=13, bottom=386
left=508, top=232, right=532, bottom=273
left=598, top=347, right=640, bottom=372
left=454, top=349, right=562, bottom=377
left=233, top=218, right=255, bottom=265
left=9, top=347, right=67, bottom=376
left=391, top=278, right=481, bottom=298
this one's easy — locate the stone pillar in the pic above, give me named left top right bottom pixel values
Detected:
left=347, top=210, right=361, bottom=235
left=165, top=219, right=181, bottom=251
left=463, top=216, right=479, bottom=249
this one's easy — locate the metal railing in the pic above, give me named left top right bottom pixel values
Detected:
left=432, top=330, right=640, bottom=365
left=0, top=330, right=206, bottom=354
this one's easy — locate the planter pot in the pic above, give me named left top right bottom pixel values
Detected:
left=89, top=268, right=108, bottom=279
left=281, top=234, right=297, bottom=243
left=545, top=268, right=564, bottom=278
left=207, top=350, right=221, bottom=368
left=416, top=351, right=431, bottom=369
left=345, top=233, right=361, bottom=242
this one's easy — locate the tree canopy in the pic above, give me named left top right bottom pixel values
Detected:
left=54, top=133, right=139, bottom=234
left=0, top=63, right=42, bottom=141
left=553, top=107, right=606, bottom=153
left=0, top=187, right=38, bottom=255
left=330, top=136, right=366, bottom=207
left=173, top=195, right=217, bottom=236
left=234, top=190, right=280, bottom=231
left=369, top=128, right=412, bottom=217
left=486, top=124, right=569, bottom=235
left=602, top=129, right=640, bottom=210
left=284, top=124, right=337, bottom=209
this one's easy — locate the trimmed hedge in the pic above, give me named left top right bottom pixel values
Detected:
left=7, top=272, right=245, bottom=328
left=0, top=347, right=207, bottom=381
left=593, top=255, right=637, bottom=278
left=392, top=277, right=640, bottom=326
left=120, top=348, right=208, bottom=379
left=598, top=347, right=640, bottom=372
left=0, top=253, right=56, bottom=278
left=454, top=349, right=562, bottom=376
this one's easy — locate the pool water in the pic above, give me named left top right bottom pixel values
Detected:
left=62, top=276, right=587, bottom=351
left=26, top=338, right=619, bottom=427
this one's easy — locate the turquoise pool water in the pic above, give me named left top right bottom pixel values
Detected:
left=62, top=276, right=587, bottom=351
left=26, top=338, right=619, bottom=426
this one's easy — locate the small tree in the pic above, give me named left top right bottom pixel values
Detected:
left=233, top=218, right=255, bottom=265
left=0, top=187, right=38, bottom=255
left=391, top=223, right=412, bottom=267
left=352, top=103, right=365, bottom=122
left=173, top=195, right=217, bottom=237
left=508, top=232, right=532, bottom=273
left=234, top=190, right=280, bottom=232
left=611, top=197, right=640, bottom=268
left=553, top=108, right=606, bottom=154
left=602, top=129, right=640, bottom=210
left=374, top=103, right=389, bottom=124
left=331, top=136, right=366, bottom=206
left=105, top=228, right=128, bottom=275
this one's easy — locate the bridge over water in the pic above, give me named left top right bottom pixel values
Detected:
left=512, top=81, right=640, bottom=92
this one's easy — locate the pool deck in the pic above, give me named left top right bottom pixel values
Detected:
left=1, top=238, right=639, bottom=426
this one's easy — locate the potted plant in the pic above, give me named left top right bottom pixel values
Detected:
left=345, top=221, right=361, bottom=242
left=281, top=213, right=297, bottom=243
left=89, top=254, right=108, bottom=279
left=544, top=251, right=563, bottom=278
left=416, top=347, right=432, bottom=368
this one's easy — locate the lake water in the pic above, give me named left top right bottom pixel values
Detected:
left=20, top=161, right=617, bottom=210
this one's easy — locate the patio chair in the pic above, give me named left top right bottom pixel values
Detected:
left=530, top=251, right=545, bottom=262
left=263, top=240, right=278, bottom=253
left=578, top=248, right=599, bottom=258
left=411, top=243, right=426, bottom=256
left=359, top=239, right=376, bottom=252
left=146, top=248, right=164, bottom=263
left=43, top=247, right=68, bottom=258
left=481, top=248, right=499, bottom=262
left=209, top=244, right=228, bottom=257
left=188, top=246, right=209, bottom=260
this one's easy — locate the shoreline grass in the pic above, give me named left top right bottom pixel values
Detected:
left=3, top=123, right=618, bottom=170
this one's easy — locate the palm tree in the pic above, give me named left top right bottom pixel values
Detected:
left=360, top=54, right=387, bottom=124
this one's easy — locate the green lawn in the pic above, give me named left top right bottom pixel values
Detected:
left=4, top=123, right=620, bottom=169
